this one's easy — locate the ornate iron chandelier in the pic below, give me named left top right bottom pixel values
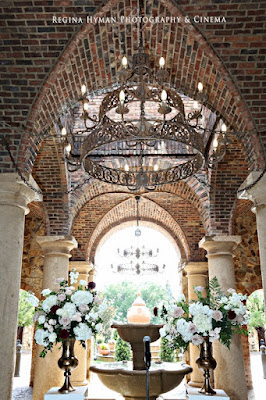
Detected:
left=59, top=0, right=232, bottom=191
left=111, top=196, right=165, bottom=275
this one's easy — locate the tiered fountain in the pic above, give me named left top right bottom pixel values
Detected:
left=90, top=293, right=192, bottom=400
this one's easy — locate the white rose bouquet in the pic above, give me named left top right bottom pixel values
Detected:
left=157, top=277, right=248, bottom=351
left=34, top=270, right=106, bottom=357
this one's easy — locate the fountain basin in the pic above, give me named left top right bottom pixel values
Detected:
left=112, top=323, right=163, bottom=370
left=90, top=361, right=192, bottom=400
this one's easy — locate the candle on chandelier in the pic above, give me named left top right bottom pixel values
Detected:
left=193, top=101, right=199, bottom=111
left=159, top=57, right=165, bottom=68
left=65, top=143, right=71, bottom=153
left=221, top=123, right=227, bottom=133
left=197, top=82, right=203, bottom=93
left=83, top=101, right=89, bottom=111
left=119, top=90, right=125, bottom=104
left=213, top=137, right=218, bottom=151
left=161, top=89, right=167, bottom=102
left=122, top=56, right=128, bottom=68
left=61, top=127, right=67, bottom=136
left=81, top=84, right=87, bottom=95
left=124, top=163, right=129, bottom=172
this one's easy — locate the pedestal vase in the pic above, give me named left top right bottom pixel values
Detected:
left=58, top=338, right=79, bottom=393
left=196, top=337, right=217, bottom=395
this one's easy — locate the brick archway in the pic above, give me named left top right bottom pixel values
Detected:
left=17, top=0, right=264, bottom=174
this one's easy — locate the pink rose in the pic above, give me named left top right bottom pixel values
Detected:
left=213, top=310, right=223, bottom=322
left=192, top=334, right=204, bottom=346
left=72, top=313, right=82, bottom=322
left=189, top=323, right=197, bottom=334
left=58, top=293, right=66, bottom=302
left=65, top=289, right=72, bottom=296
left=79, top=304, right=89, bottom=313
left=60, top=317, right=71, bottom=326
left=173, top=306, right=184, bottom=318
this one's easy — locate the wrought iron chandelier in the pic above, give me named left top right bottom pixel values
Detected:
left=59, top=0, right=232, bottom=191
left=111, top=196, right=165, bottom=275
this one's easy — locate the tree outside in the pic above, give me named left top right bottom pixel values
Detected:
left=17, top=290, right=38, bottom=344
left=247, top=289, right=265, bottom=347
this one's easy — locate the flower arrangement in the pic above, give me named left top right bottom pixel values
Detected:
left=157, top=277, right=248, bottom=351
left=33, top=270, right=106, bottom=357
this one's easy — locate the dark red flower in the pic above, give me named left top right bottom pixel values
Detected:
left=50, top=305, right=60, bottom=314
left=88, top=281, right=96, bottom=290
left=228, top=310, right=237, bottom=320
left=242, top=299, right=247, bottom=306
left=153, top=307, right=158, bottom=317
left=59, top=329, right=70, bottom=339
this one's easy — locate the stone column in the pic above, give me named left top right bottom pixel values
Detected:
left=69, top=261, right=93, bottom=386
left=0, top=173, right=41, bottom=400
left=238, top=171, right=266, bottom=310
left=32, top=236, right=78, bottom=400
left=185, top=262, right=208, bottom=387
left=199, top=236, right=248, bottom=400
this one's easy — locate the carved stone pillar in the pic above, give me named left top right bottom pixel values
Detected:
left=0, top=173, right=41, bottom=400
left=185, top=262, right=208, bottom=387
left=238, top=171, right=266, bottom=310
left=199, top=236, right=248, bottom=400
left=32, top=236, right=78, bottom=400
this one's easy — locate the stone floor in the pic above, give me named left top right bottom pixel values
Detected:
left=12, top=350, right=266, bottom=400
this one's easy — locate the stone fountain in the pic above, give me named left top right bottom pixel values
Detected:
left=90, top=293, right=192, bottom=400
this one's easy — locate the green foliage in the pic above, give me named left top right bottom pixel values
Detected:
left=101, top=281, right=169, bottom=323
left=17, top=290, right=36, bottom=327
left=114, top=336, right=131, bottom=361
left=247, top=290, right=265, bottom=330
left=160, top=337, right=175, bottom=362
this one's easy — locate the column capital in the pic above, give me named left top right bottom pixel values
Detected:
left=238, top=170, right=266, bottom=210
left=185, top=262, right=208, bottom=276
left=0, top=172, right=42, bottom=214
left=69, top=261, right=93, bottom=275
left=36, top=235, right=78, bottom=258
left=199, top=235, right=241, bottom=257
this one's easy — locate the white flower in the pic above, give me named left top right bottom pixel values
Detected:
left=56, top=302, right=77, bottom=318
left=95, top=323, right=103, bottom=332
left=227, top=288, right=236, bottom=294
left=189, top=302, right=213, bottom=318
left=192, top=334, right=204, bottom=346
left=38, top=315, right=46, bottom=324
left=42, top=295, right=58, bottom=312
left=49, top=332, right=57, bottom=343
left=209, top=327, right=221, bottom=343
left=65, top=289, right=72, bottom=296
left=27, top=293, right=39, bottom=307
left=74, top=323, right=92, bottom=340
left=176, top=319, right=193, bottom=342
left=193, top=314, right=212, bottom=334
left=34, top=329, right=49, bottom=346
left=194, top=286, right=204, bottom=293
left=41, top=289, right=51, bottom=296
left=176, top=293, right=186, bottom=303
left=70, top=271, right=79, bottom=284
left=58, top=293, right=66, bottom=302
left=71, top=290, right=93, bottom=306
left=79, top=280, right=87, bottom=286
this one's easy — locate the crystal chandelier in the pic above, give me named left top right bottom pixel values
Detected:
left=59, top=0, right=232, bottom=191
